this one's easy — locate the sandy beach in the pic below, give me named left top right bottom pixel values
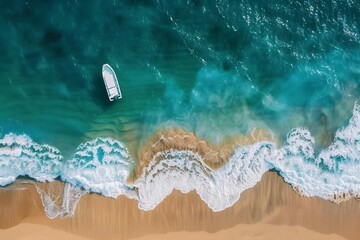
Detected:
left=1, top=172, right=359, bottom=240
left=0, top=222, right=347, bottom=240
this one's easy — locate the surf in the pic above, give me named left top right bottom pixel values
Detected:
left=1, top=102, right=360, bottom=217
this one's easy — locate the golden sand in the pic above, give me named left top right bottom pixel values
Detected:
left=132, top=224, right=347, bottom=240
left=1, top=172, right=359, bottom=240
left=0, top=222, right=346, bottom=240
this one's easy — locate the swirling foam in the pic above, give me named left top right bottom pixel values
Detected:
left=61, top=138, right=136, bottom=199
left=0, top=133, right=62, bottom=186
left=133, top=143, right=274, bottom=211
left=272, top=103, right=360, bottom=202
left=1, top=103, right=360, bottom=216
left=34, top=182, right=85, bottom=219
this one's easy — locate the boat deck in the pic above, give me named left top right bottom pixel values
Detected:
left=102, top=64, right=122, bottom=101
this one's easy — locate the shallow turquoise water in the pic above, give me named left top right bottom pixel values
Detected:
left=1, top=0, right=359, bottom=154
left=1, top=0, right=360, bottom=216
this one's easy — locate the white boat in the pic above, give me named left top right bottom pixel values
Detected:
left=102, top=64, right=122, bottom=101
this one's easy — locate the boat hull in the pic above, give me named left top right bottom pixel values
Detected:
left=102, top=64, right=122, bottom=101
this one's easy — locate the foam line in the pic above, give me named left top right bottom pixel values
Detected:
left=0, top=133, right=62, bottom=186
left=1, top=103, right=360, bottom=217
left=61, top=138, right=136, bottom=199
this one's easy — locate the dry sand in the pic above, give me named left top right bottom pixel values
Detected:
left=0, top=222, right=347, bottom=240
left=1, top=172, right=359, bottom=240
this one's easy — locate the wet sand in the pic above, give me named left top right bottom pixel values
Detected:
left=0, top=172, right=359, bottom=240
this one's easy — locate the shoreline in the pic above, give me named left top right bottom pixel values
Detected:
left=1, top=172, right=359, bottom=240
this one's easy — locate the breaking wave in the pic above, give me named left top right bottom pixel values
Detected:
left=1, top=103, right=360, bottom=217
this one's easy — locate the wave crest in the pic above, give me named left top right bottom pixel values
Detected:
left=0, top=133, right=62, bottom=186
left=62, top=137, right=136, bottom=199
left=1, top=103, right=360, bottom=217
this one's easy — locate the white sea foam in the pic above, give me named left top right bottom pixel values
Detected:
left=0, top=133, right=62, bottom=186
left=34, top=182, right=85, bottom=219
left=131, top=102, right=360, bottom=209
left=133, top=143, right=274, bottom=211
left=61, top=137, right=136, bottom=199
left=271, top=102, right=360, bottom=201
left=1, top=103, right=360, bottom=217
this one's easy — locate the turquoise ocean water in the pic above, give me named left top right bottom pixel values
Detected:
left=1, top=0, right=360, bottom=217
